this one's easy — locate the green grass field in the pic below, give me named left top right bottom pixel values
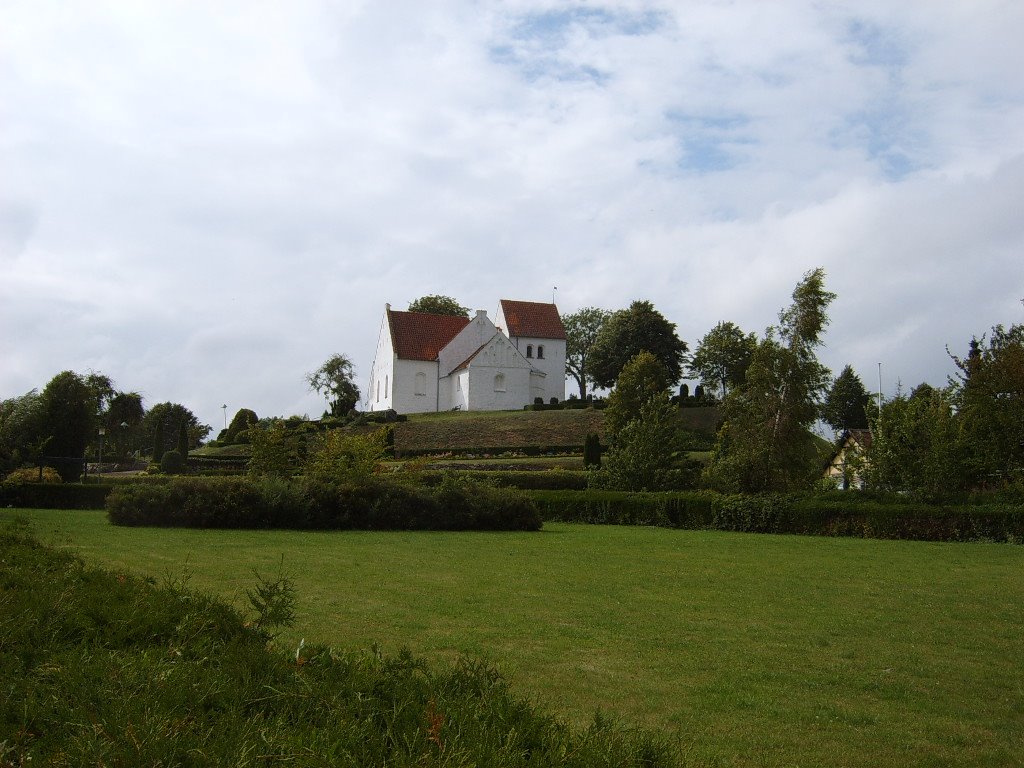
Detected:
left=7, top=508, right=1023, bottom=767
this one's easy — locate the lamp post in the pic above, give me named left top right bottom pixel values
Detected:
left=97, top=427, right=106, bottom=476
left=222, top=404, right=228, bottom=431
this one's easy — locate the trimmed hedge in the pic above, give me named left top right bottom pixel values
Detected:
left=532, top=490, right=716, bottom=528
left=420, top=469, right=589, bottom=491
left=529, top=490, right=1024, bottom=543
left=0, top=482, right=112, bottom=510
left=106, top=475, right=542, bottom=531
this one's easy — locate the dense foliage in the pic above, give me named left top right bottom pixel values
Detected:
left=406, top=294, right=471, bottom=316
left=306, top=352, right=360, bottom=417
left=0, top=523, right=677, bottom=766
left=602, top=351, right=670, bottom=438
left=588, top=300, right=688, bottom=388
left=705, top=268, right=835, bottom=493
left=822, top=364, right=871, bottom=431
left=532, top=489, right=1024, bottom=542
left=689, top=321, right=757, bottom=399
left=562, top=306, right=611, bottom=399
left=106, top=474, right=543, bottom=531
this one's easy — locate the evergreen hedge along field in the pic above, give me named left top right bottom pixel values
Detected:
left=105, top=475, right=542, bottom=531
left=532, top=489, right=1024, bottom=542
left=0, top=522, right=677, bottom=766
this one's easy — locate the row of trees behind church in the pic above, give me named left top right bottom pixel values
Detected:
left=561, top=271, right=1024, bottom=499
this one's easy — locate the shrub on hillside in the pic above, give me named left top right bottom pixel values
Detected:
left=159, top=449, right=186, bottom=475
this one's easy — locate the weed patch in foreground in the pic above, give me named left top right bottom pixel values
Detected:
left=0, top=520, right=677, bottom=766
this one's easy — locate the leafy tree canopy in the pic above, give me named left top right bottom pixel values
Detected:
left=143, top=402, right=210, bottom=459
left=689, top=321, right=757, bottom=399
left=562, top=306, right=611, bottom=400
left=40, top=371, right=96, bottom=481
left=948, top=323, right=1024, bottom=486
left=604, top=351, right=670, bottom=439
left=588, top=301, right=688, bottom=388
left=821, top=365, right=871, bottom=432
left=407, top=295, right=470, bottom=317
left=591, top=394, right=693, bottom=491
left=307, top=353, right=360, bottom=417
left=864, top=385, right=963, bottom=500
left=225, top=408, right=259, bottom=443
left=704, top=269, right=835, bottom=493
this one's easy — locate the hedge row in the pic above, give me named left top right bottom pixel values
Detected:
left=397, top=445, right=583, bottom=459
left=530, top=490, right=1024, bottom=542
left=106, top=476, right=542, bottom=531
left=0, top=482, right=113, bottom=510
left=420, top=469, right=589, bottom=491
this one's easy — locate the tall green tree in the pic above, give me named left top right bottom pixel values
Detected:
left=143, top=402, right=210, bottom=460
left=704, top=268, right=835, bottom=493
left=0, top=390, right=45, bottom=471
left=689, top=321, right=757, bottom=399
left=307, top=354, right=361, bottom=417
left=224, top=408, right=259, bottom=443
left=604, top=351, right=670, bottom=438
left=821, top=365, right=871, bottom=432
left=407, top=295, right=470, bottom=317
left=588, top=301, right=688, bottom=388
left=864, top=384, right=965, bottom=499
left=562, top=306, right=611, bottom=399
left=39, top=371, right=96, bottom=481
left=104, top=392, right=145, bottom=460
left=949, top=324, right=1024, bottom=487
left=591, top=394, right=692, bottom=491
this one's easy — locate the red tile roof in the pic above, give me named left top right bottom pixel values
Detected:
left=388, top=309, right=470, bottom=361
left=499, top=300, right=566, bottom=340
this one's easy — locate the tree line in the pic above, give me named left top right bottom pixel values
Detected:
left=559, top=272, right=1023, bottom=498
left=0, top=371, right=210, bottom=481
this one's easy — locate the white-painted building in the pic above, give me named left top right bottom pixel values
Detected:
left=367, top=300, right=566, bottom=413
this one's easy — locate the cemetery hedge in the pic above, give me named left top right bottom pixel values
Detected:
left=105, top=475, right=542, bottom=531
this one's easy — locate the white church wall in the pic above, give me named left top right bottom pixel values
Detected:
left=367, top=312, right=395, bottom=412
left=437, top=310, right=496, bottom=376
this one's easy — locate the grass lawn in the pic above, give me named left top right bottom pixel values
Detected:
left=7, top=508, right=1023, bottom=767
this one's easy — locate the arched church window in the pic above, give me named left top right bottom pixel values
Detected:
left=526, top=345, right=533, bottom=358
left=537, top=345, right=545, bottom=359
left=415, top=372, right=427, bottom=396
left=494, top=373, right=506, bottom=392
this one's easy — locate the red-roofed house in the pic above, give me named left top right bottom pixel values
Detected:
left=368, top=301, right=566, bottom=413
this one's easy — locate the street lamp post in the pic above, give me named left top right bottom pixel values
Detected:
left=98, top=427, right=106, bottom=476
left=222, top=404, right=228, bottom=431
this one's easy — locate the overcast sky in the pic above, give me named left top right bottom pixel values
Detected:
left=3, top=1, right=1022, bottom=431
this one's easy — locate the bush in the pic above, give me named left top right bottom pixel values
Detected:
left=0, top=482, right=111, bottom=509
left=3, top=466, right=62, bottom=484
left=583, top=433, right=602, bottom=469
left=527, top=488, right=1024, bottom=542
left=421, top=470, right=588, bottom=491
left=107, top=475, right=543, bottom=532
left=159, top=449, right=186, bottom=474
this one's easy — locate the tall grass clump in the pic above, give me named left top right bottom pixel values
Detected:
left=0, top=521, right=678, bottom=767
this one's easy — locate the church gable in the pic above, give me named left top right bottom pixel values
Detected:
left=464, top=333, right=533, bottom=371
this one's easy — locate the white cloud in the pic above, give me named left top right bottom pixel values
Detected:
left=2, top=1, right=1022, bottom=427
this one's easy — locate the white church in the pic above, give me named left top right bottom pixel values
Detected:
left=367, top=300, right=567, bottom=413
